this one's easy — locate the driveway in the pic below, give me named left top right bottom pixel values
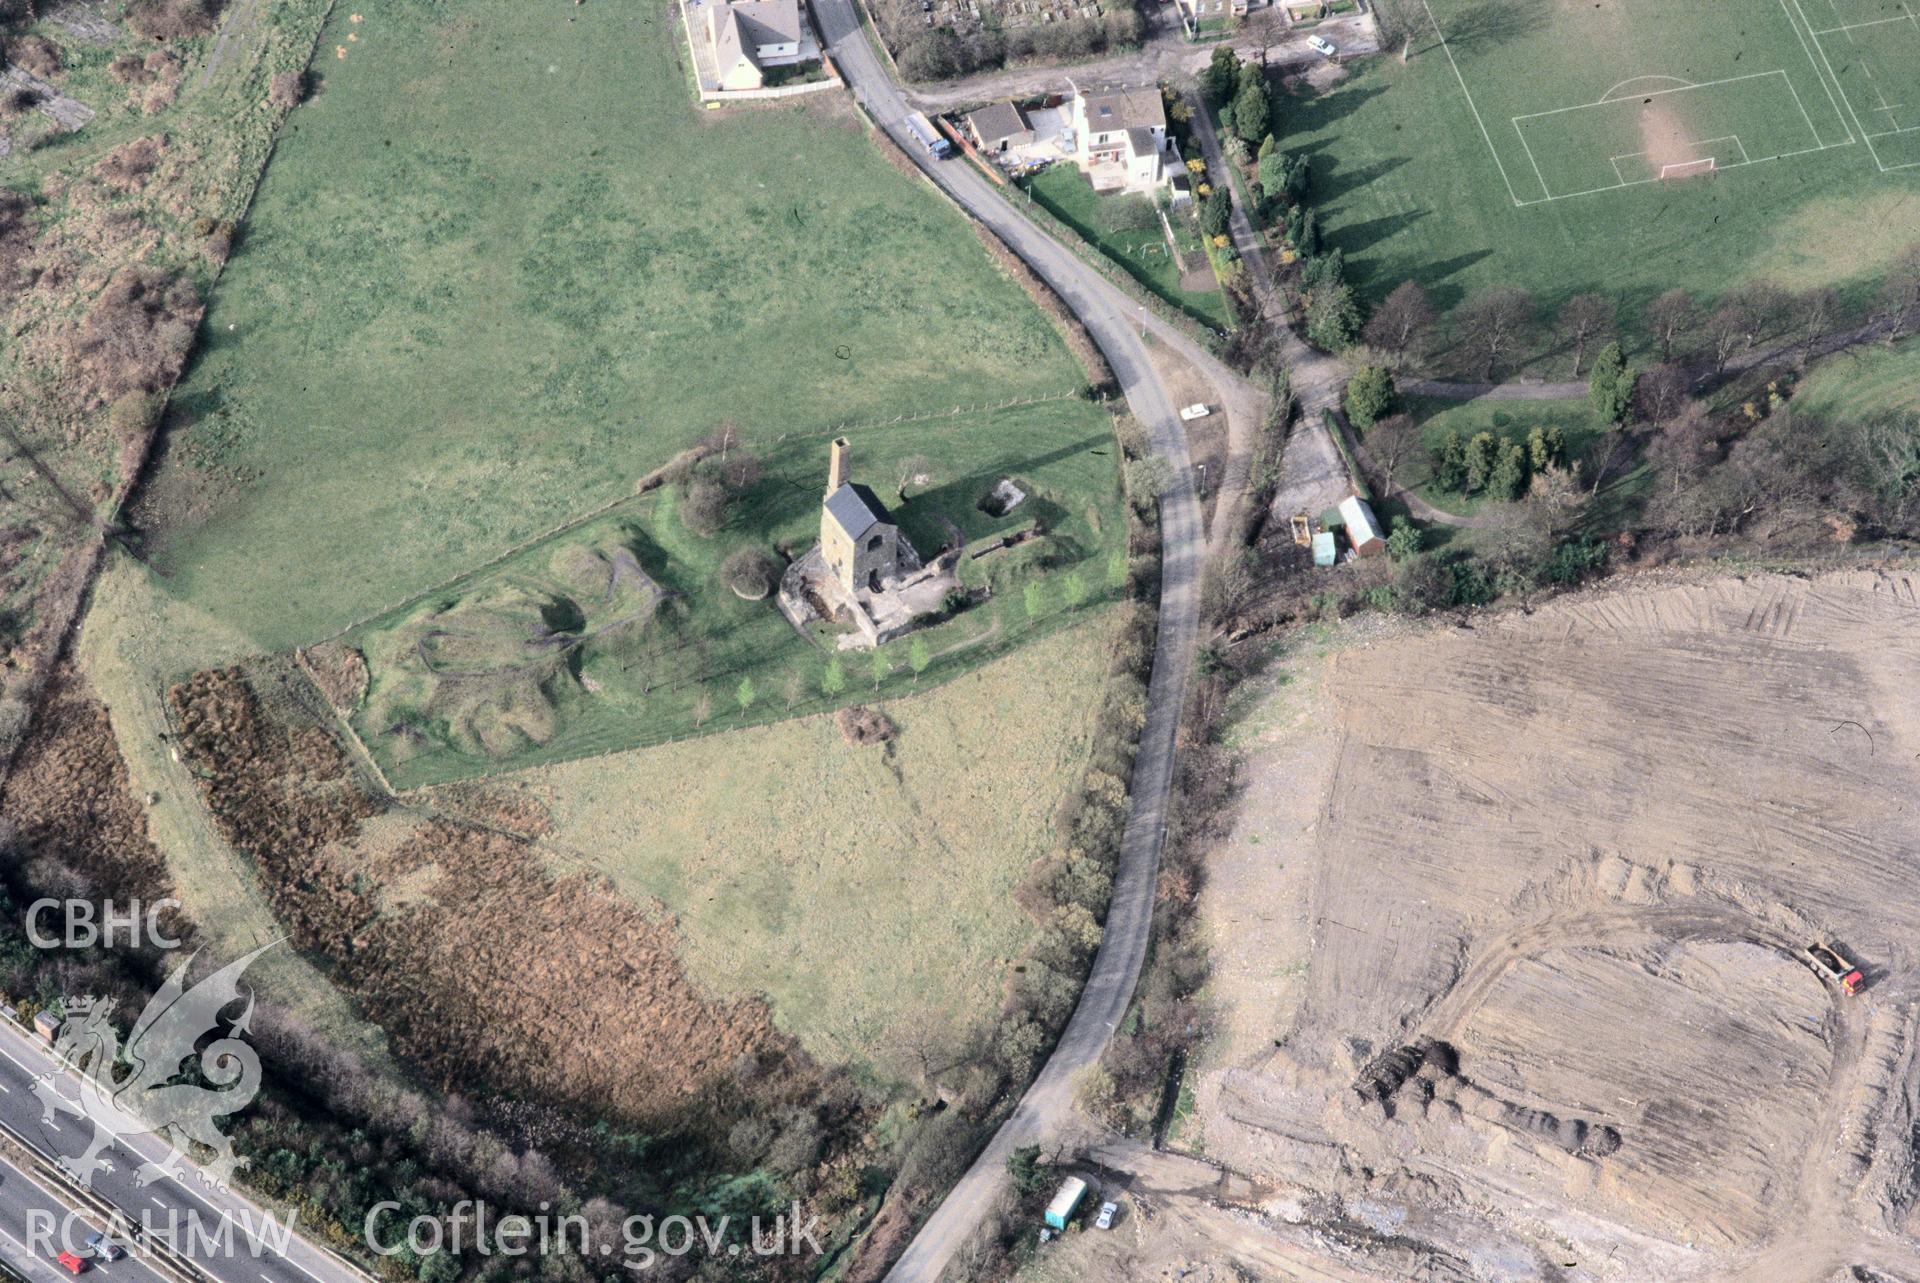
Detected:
left=1179, top=90, right=1353, bottom=530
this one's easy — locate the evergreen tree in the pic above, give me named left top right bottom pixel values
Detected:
left=1231, top=64, right=1272, bottom=146
left=1588, top=341, right=1634, bottom=423
left=1305, top=280, right=1362, bottom=351
left=1433, top=429, right=1467, bottom=491
left=1345, top=365, right=1396, bottom=430
left=1201, top=45, right=1241, bottom=107
left=1463, top=431, right=1498, bottom=493
left=1526, top=423, right=1565, bottom=471
left=1488, top=440, right=1528, bottom=501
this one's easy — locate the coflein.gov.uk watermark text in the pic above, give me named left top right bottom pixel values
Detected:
left=366, top=1200, right=823, bottom=1271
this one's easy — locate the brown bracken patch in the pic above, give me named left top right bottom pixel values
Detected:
left=168, top=667, right=806, bottom=1124
left=0, top=673, right=177, bottom=907
left=835, top=704, right=896, bottom=746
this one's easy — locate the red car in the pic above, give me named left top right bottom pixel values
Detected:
left=56, top=1252, right=88, bottom=1275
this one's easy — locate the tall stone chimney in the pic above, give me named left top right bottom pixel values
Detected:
left=827, top=437, right=850, bottom=496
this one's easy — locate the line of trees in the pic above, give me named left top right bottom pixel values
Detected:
left=1359, top=244, right=1920, bottom=386
left=891, top=0, right=1147, bottom=81
left=1200, top=48, right=1366, bottom=353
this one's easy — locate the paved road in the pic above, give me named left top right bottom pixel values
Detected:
left=812, top=3, right=1207, bottom=1279
left=0, top=1020, right=358, bottom=1283
left=0, top=1152, right=173, bottom=1283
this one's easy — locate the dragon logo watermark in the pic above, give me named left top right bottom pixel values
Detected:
left=33, top=941, right=276, bottom=1191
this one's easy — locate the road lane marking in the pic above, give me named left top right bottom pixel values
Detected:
left=0, top=1026, right=356, bottom=1283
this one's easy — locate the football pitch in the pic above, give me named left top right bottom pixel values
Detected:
left=1421, top=0, right=1920, bottom=206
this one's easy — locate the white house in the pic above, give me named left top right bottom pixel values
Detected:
left=709, top=0, right=807, bottom=91
left=1071, top=86, right=1171, bottom=193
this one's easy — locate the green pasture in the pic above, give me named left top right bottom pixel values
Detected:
left=140, top=0, right=1091, bottom=654
left=344, top=398, right=1127, bottom=787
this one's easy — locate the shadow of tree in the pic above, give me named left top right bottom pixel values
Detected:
left=1424, top=0, right=1550, bottom=51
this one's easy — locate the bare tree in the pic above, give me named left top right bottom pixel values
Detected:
left=895, top=453, right=932, bottom=502
left=1368, top=412, right=1420, bottom=492
left=1557, top=293, right=1614, bottom=377
left=1793, top=287, right=1841, bottom=368
left=1582, top=425, right=1636, bottom=497
left=1877, top=244, right=1920, bottom=345
left=1361, top=280, right=1436, bottom=362
left=1853, top=412, right=1920, bottom=529
left=1634, top=362, right=1692, bottom=426
left=1457, top=285, right=1535, bottom=381
left=1646, top=289, right=1697, bottom=362
left=1646, top=402, right=1719, bottom=506
left=1526, top=463, right=1589, bottom=539
left=1704, top=303, right=1746, bottom=374
left=1725, top=281, right=1789, bottom=358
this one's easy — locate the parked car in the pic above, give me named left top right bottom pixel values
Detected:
left=1095, top=1201, right=1119, bottom=1230
left=56, top=1252, right=88, bottom=1275
left=85, top=1233, right=125, bottom=1263
left=1179, top=403, right=1211, bottom=420
left=1308, top=34, right=1338, bottom=56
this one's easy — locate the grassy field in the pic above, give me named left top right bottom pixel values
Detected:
left=1792, top=340, right=1920, bottom=420
left=341, top=397, right=1126, bottom=787
left=1022, top=164, right=1230, bottom=329
left=138, top=0, right=1095, bottom=653
left=1393, top=394, right=1603, bottom=516
left=1282, top=0, right=1920, bottom=359
left=506, top=612, right=1118, bottom=1079
left=0, top=0, right=331, bottom=656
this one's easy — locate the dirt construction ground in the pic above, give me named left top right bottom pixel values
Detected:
left=1045, top=571, right=1920, bottom=1283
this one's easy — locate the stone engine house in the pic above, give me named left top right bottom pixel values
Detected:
left=820, top=437, right=902, bottom=595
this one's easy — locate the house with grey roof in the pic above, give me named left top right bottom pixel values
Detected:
left=966, top=101, right=1035, bottom=154
left=1070, top=86, right=1172, bottom=193
left=708, top=0, right=810, bottom=91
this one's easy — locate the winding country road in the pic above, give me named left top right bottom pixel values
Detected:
left=810, top=4, right=1213, bottom=1278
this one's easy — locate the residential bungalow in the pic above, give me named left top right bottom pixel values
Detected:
left=709, top=0, right=807, bottom=91
left=966, top=101, right=1035, bottom=154
left=1071, top=86, right=1172, bottom=194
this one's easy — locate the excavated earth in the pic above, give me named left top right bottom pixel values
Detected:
left=1188, top=571, right=1920, bottom=1283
